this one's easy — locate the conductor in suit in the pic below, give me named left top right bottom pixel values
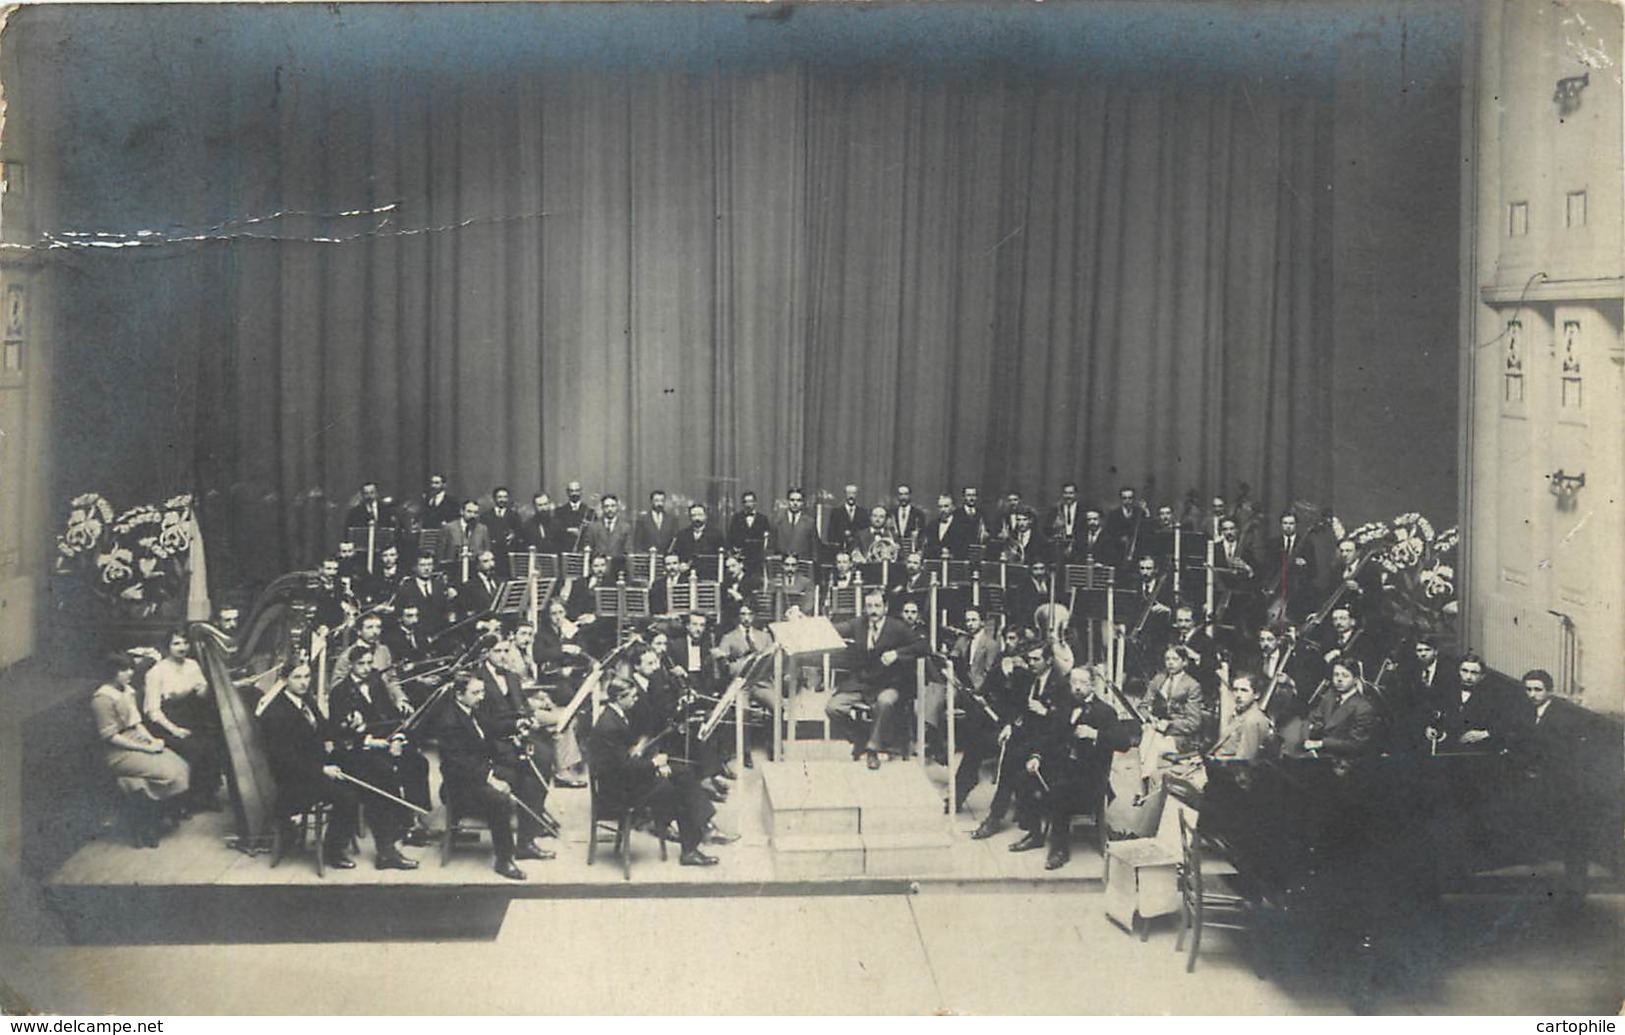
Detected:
left=437, top=672, right=554, bottom=881
left=589, top=677, right=720, bottom=866
left=769, top=487, right=820, bottom=562
left=827, top=589, right=927, bottom=768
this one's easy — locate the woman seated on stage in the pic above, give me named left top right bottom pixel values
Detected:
left=92, top=652, right=191, bottom=847
left=142, top=628, right=225, bottom=814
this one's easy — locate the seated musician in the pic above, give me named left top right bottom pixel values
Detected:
left=1209, top=673, right=1272, bottom=762
left=1314, top=603, right=1380, bottom=684
left=360, top=544, right=404, bottom=609
left=397, top=553, right=455, bottom=634
left=970, top=634, right=1067, bottom=841
left=1331, top=537, right=1384, bottom=607
left=851, top=507, right=901, bottom=564
left=630, top=644, right=733, bottom=804
left=331, top=613, right=404, bottom=707
left=508, top=620, right=539, bottom=683
left=892, top=551, right=931, bottom=596
left=328, top=644, right=433, bottom=853
left=1425, top=651, right=1519, bottom=754
left=458, top=550, right=504, bottom=621
left=1159, top=606, right=1218, bottom=691
left=824, top=551, right=860, bottom=598
left=336, top=540, right=366, bottom=583
left=93, top=652, right=190, bottom=847
left=674, top=502, right=726, bottom=565
left=1510, top=669, right=1592, bottom=888
left=312, top=557, right=357, bottom=631
left=999, top=509, right=1041, bottom=565
left=1014, top=665, right=1130, bottom=870
left=719, top=552, right=757, bottom=627
left=590, top=676, right=725, bottom=867
left=530, top=600, right=589, bottom=788
left=1250, top=625, right=1306, bottom=745
left=142, top=628, right=224, bottom=814
left=827, top=589, right=927, bottom=768
left=382, top=604, right=430, bottom=684
left=437, top=672, right=554, bottom=881
left=651, top=553, right=689, bottom=616
left=774, top=554, right=815, bottom=609
left=1005, top=559, right=1056, bottom=631
left=1384, top=636, right=1452, bottom=754
left=1302, top=658, right=1379, bottom=758
left=1136, top=646, right=1205, bottom=798
left=668, top=611, right=721, bottom=698
left=258, top=659, right=369, bottom=871
left=950, top=620, right=1022, bottom=813
left=715, top=603, right=777, bottom=766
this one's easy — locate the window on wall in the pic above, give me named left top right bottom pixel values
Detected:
left=1508, top=201, right=1529, bottom=236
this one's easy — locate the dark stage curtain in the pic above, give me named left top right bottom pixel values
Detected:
left=65, top=61, right=1334, bottom=585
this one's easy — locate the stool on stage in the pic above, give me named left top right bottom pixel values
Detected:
left=586, top=768, right=666, bottom=880
left=271, top=803, right=333, bottom=877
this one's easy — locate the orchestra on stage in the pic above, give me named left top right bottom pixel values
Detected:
left=90, top=475, right=1615, bottom=888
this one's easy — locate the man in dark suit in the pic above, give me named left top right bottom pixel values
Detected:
left=1018, top=666, right=1131, bottom=870
left=344, top=481, right=396, bottom=535
left=359, top=544, right=404, bottom=610
left=1076, top=509, right=1111, bottom=567
left=1005, top=558, right=1058, bottom=631
left=1044, top=482, right=1083, bottom=560
left=1212, top=516, right=1260, bottom=627
left=396, top=553, right=454, bottom=634
left=892, top=484, right=928, bottom=549
left=437, top=672, right=553, bottom=880
left=458, top=550, right=504, bottom=622
left=259, top=659, right=365, bottom=870
left=520, top=493, right=557, bottom=554
left=769, top=487, right=820, bottom=562
left=439, top=499, right=493, bottom=569
left=827, top=589, right=928, bottom=767
left=921, top=493, right=959, bottom=558
left=673, top=502, right=726, bottom=566
left=550, top=481, right=596, bottom=547
left=1384, top=636, right=1452, bottom=754
left=590, top=676, right=721, bottom=866
left=826, top=484, right=865, bottom=553
left=1302, top=659, right=1379, bottom=759
left=583, top=494, right=632, bottom=569
left=631, top=489, right=680, bottom=557
left=950, top=486, right=989, bottom=555
left=1100, top=486, right=1147, bottom=571
left=1427, top=652, right=1520, bottom=753
left=482, top=486, right=523, bottom=576
left=383, top=603, right=428, bottom=669
left=1511, top=668, right=1583, bottom=770
left=418, top=473, right=460, bottom=532
left=326, top=646, right=429, bottom=861
left=727, top=491, right=771, bottom=566
left=1266, top=512, right=1318, bottom=621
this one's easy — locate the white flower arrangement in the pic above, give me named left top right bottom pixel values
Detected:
left=54, top=492, right=195, bottom=616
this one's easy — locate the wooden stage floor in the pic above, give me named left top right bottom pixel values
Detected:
left=46, top=751, right=1107, bottom=943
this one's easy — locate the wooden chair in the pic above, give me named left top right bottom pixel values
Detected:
left=587, top=767, right=667, bottom=880
left=1175, top=809, right=1255, bottom=973
left=440, top=790, right=493, bottom=867
left=271, top=803, right=332, bottom=877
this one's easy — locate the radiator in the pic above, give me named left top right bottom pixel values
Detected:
left=1479, top=593, right=1572, bottom=692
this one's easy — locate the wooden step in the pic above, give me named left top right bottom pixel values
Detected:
left=862, top=831, right=955, bottom=877
left=770, top=832, right=866, bottom=880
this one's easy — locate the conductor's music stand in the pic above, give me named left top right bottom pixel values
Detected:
left=767, top=616, right=847, bottom=759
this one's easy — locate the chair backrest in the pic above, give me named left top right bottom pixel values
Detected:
left=1178, top=808, right=1203, bottom=898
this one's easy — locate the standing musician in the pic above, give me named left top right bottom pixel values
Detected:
left=673, top=502, right=726, bottom=565
left=484, top=486, right=523, bottom=577
left=437, top=672, right=554, bottom=881
left=259, top=659, right=371, bottom=871
left=921, top=493, right=960, bottom=558
left=439, top=499, right=493, bottom=568
left=727, top=491, right=771, bottom=566
left=326, top=646, right=429, bottom=862
left=992, top=490, right=1025, bottom=544
left=826, top=484, right=866, bottom=553
left=632, top=489, right=680, bottom=557
left=999, top=509, right=1041, bottom=564
left=1212, top=516, right=1259, bottom=627
left=769, top=487, right=820, bottom=562
left=950, top=487, right=989, bottom=555
left=583, top=494, right=633, bottom=569
left=550, top=481, right=596, bottom=545
left=1044, top=482, right=1083, bottom=559
left=1330, top=537, right=1384, bottom=606
left=1101, top=486, right=1147, bottom=571
left=590, top=676, right=725, bottom=867
left=521, top=493, right=557, bottom=554
left=418, top=473, right=460, bottom=532
left=1014, top=665, right=1130, bottom=870
left=892, top=485, right=929, bottom=549
left=1076, top=509, right=1109, bottom=566
left=344, top=481, right=396, bottom=533
left=969, top=634, right=1067, bottom=841
left=1266, top=511, right=1319, bottom=622
left=827, top=589, right=928, bottom=768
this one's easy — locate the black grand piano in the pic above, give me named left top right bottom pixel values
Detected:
left=1192, top=719, right=1622, bottom=1007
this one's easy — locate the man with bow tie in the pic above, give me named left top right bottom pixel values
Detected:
left=437, top=672, right=553, bottom=881
left=827, top=589, right=927, bottom=768
left=727, top=490, right=771, bottom=566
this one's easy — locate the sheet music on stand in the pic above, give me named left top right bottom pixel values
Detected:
left=769, top=615, right=847, bottom=656
left=518, top=577, right=556, bottom=614
left=1064, top=562, right=1113, bottom=595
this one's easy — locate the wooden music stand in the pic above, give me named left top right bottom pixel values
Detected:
left=346, top=525, right=396, bottom=574
left=764, top=555, right=787, bottom=582
left=627, top=551, right=665, bottom=586
left=415, top=527, right=442, bottom=559
left=561, top=551, right=589, bottom=579
left=692, top=552, right=725, bottom=583
left=667, top=579, right=721, bottom=618
left=491, top=580, right=531, bottom=616
left=767, top=615, right=847, bottom=758
left=509, top=551, right=560, bottom=582
left=826, top=584, right=862, bottom=618
left=595, top=584, right=651, bottom=646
